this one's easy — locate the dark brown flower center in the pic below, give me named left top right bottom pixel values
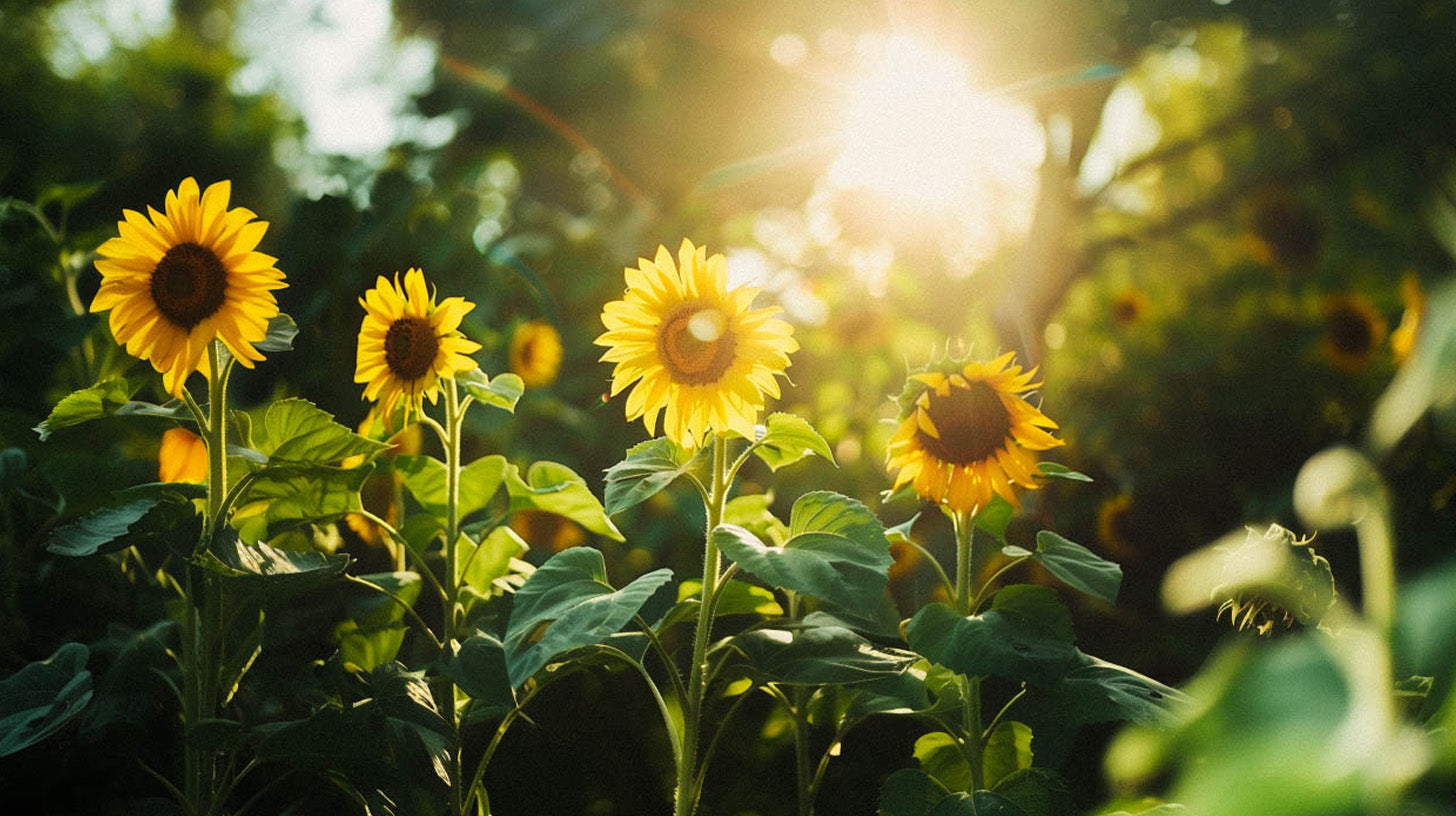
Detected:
left=150, top=242, right=228, bottom=329
left=657, top=302, right=736, bottom=385
left=384, top=317, right=439, bottom=380
left=917, top=381, right=1013, bottom=465
left=1327, top=305, right=1375, bottom=356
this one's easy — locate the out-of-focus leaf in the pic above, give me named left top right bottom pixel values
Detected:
left=503, top=547, right=671, bottom=685
left=906, top=587, right=1078, bottom=685
left=506, top=461, right=622, bottom=541
left=603, top=438, right=707, bottom=516
left=0, top=642, right=93, bottom=757
left=1370, top=281, right=1456, bottom=452
left=1035, top=463, right=1093, bottom=483
left=752, top=412, right=835, bottom=472
left=457, top=369, right=524, bottom=413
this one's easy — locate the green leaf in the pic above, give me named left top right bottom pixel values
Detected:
left=503, top=547, right=671, bottom=685
left=905, top=587, right=1078, bottom=685
left=981, top=721, right=1033, bottom=789
left=458, top=369, right=524, bottom=413
left=445, top=631, right=515, bottom=714
left=506, top=461, right=623, bottom=541
left=395, top=454, right=510, bottom=520
left=34, top=378, right=134, bottom=440
left=753, top=413, right=835, bottom=472
left=1031, top=531, right=1121, bottom=603
left=846, top=667, right=932, bottom=717
left=927, top=792, right=1029, bottom=816
left=337, top=573, right=423, bottom=672
left=203, top=528, right=351, bottom=596
left=36, top=180, right=102, bottom=213
left=603, top=438, right=707, bottom=516
left=1051, top=652, right=1188, bottom=727
left=714, top=491, right=891, bottom=612
left=681, top=578, right=783, bottom=617
left=45, top=499, right=158, bottom=557
left=1035, top=463, right=1092, bottom=483
left=990, top=768, right=1074, bottom=816
left=255, top=313, right=299, bottom=352
left=728, top=618, right=918, bottom=685
left=219, top=609, right=264, bottom=706
left=80, top=621, right=174, bottom=738
left=235, top=463, right=373, bottom=541
left=0, top=642, right=93, bottom=757
left=458, top=526, right=531, bottom=614
left=914, top=732, right=972, bottom=792
left=974, top=497, right=1014, bottom=543
left=879, top=768, right=954, bottom=815
left=725, top=492, right=789, bottom=545
left=252, top=399, right=387, bottom=465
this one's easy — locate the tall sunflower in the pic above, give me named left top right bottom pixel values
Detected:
left=595, top=239, right=797, bottom=448
left=887, top=351, right=1063, bottom=514
left=355, top=269, right=482, bottom=419
left=90, top=178, right=286, bottom=395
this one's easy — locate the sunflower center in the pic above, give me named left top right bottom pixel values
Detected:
left=657, top=302, right=736, bottom=385
left=150, top=242, right=228, bottom=329
left=1327, top=306, right=1375, bottom=356
left=384, top=317, right=439, bottom=380
left=918, top=381, right=1013, bottom=465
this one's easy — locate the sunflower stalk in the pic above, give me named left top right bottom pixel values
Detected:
left=787, top=590, right=815, bottom=816
left=675, top=432, right=729, bottom=816
left=953, top=510, right=987, bottom=791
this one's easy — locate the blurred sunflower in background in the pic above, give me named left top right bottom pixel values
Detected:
left=595, top=239, right=797, bottom=447
left=90, top=177, right=286, bottom=394
left=1320, top=292, right=1388, bottom=372
left=510, top=509, right=587, bottom=553
left=1110, top=288, right=1151, bottom=326
left=157, top=427, right=207, bottom=483
left=355, top=268, right=482, bottom=420
left=887, top=351, right=1063, bottom=514
left=1096, top=492, right=1138, bottom=560
left=1390, top=273, right=1425, bottom=363
left=508, top=320, right=564, bottom=388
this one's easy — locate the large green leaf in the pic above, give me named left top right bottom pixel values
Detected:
left=252, top=398, right=387, bottom=465
left=457, top=368, right=524, bottom=413
left=1050, top=652, right=1188, bottom=727
left=990, top=768, right=1075, bottom=816
left=458, top=525, right=531, bottom=615
left=506, top=461, right=622, bottom=541
left=603, top=437, right=707, bottom=516
left=503, top=547, right=671, bottom=685
left=911, top=721, right=1031, bottom=794
left=659, top=578, right=784, bottom=630
left=33, top=378, right=194, bottom=440
left=752, top=412, right=835, bottom=472
left=445, top=631, right=515, bottom=714
left=395, top=454, right=510, bottom=520
left=880, top=768, right=954, bottom=816
left=234, top=463, right=373, bottom=541
left=203, top=528, right=351, bottom=596
left=44, top=498, right=157, bottom=557
left=1026, top=531, right=1121, bottom=604
left=336, top=572, right=423, bottom=672
left=914, top=732, right=973, bottom=792
left=0, top=643, right=93, bottom=757
left=906, top=587, right=1078, bottom=685
left=723, top=492, right=789, bottom=545
left=714, top=491, right=891, bottom=611
left=728, top=617, right=918, bottom=685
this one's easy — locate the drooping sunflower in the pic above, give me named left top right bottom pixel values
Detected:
left=887, top=351, right=1063, bottom=515
left=595, top=239, right=797, bottom=448
left=90, top=178, right=286, bottom=395
left=355, top=268, right=482, bottom=420
left=1320, top=292, right=1387, bottom=372
left=509, top=320, right=564, bottom=388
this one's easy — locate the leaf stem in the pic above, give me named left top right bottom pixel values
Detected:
left=344, top=574, right=444, bottom=650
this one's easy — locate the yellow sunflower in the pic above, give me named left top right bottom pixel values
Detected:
left=355, top=268, right=482, bottom=419
left=595, top=239, right=797, bottom=448
left=1390, top=273, right=1425, bottom=364
left=509, top=320, right=564, bottom=388
left=90, top=178, right=286, bottom=395
left=887, top=351, right=1063, bottom=515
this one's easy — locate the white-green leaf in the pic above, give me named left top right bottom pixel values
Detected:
left=752, top=413, right=835, bottom=472
left=1036, top=462, right=1092, bottom=483
left=458, top=369, right=524, bottom=413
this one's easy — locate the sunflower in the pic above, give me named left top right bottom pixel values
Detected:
left=90, top=178, right=286, bottom=395
left=355, top=268, right=482, bottom=419
left=1320, top=293, right=1387, bottom=372
left=887, top=351, right=1063, bottom=515
left=595, top=239, right=797, bottom=448
left=1390, top=273, right=1425, bottom=364
left=509, top=320, right=564, bottom=388
left=1095, top=492, right=1137, bottom=559
left=158, top=427, right=208, bottom=483
left=1110, top=288, right=1151, bottom=326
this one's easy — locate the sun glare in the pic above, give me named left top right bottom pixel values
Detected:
left=826, top=33, right=1046, bottom=267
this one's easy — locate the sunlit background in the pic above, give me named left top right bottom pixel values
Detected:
left=4, top=0, right=1456, bottom=813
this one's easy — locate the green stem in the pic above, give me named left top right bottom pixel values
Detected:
left=952, top=511, right=985, bottom=791
left=442, top=379, right=466, bottom=814
left=675, top=433, right=729, bottom=816
left=787, top=591, right=813, bottom=816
